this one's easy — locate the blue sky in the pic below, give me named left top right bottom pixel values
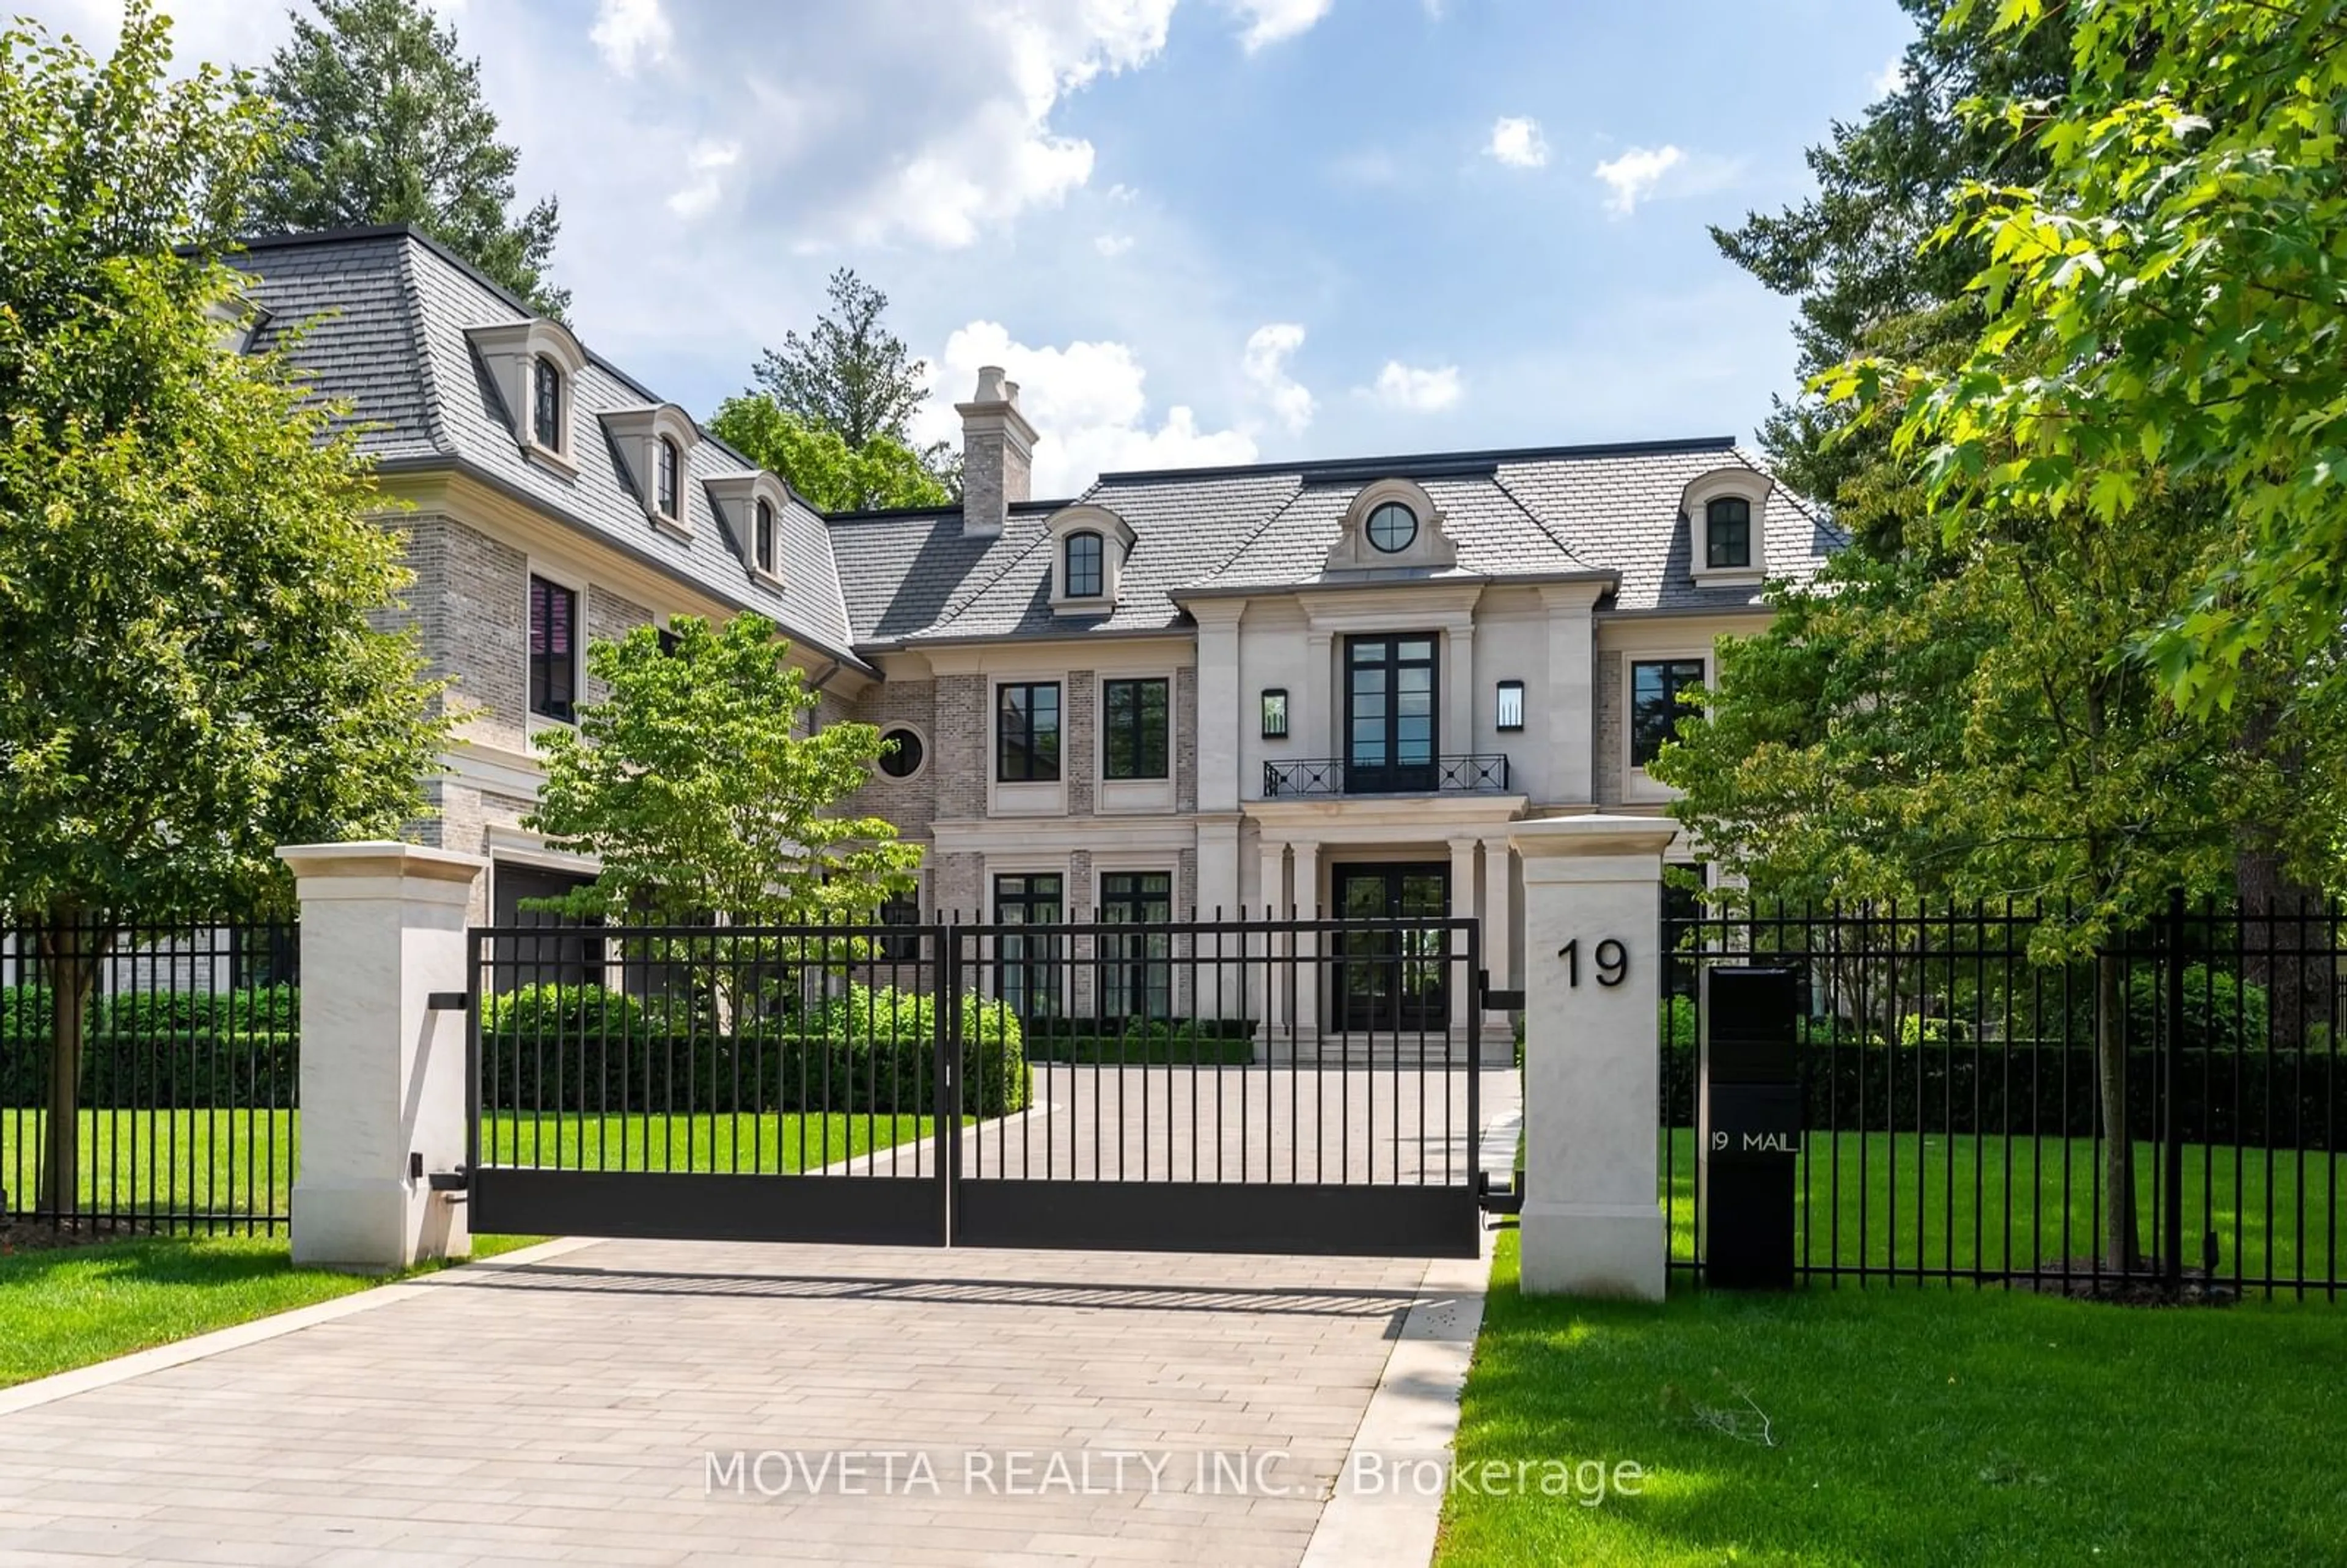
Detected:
left=46, top=0, right=1920, bottom=496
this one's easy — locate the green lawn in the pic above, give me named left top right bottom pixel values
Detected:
left=2, top=1108, right=942, bottom=1221
left=1436, top=1230, right=2347, bottom=1567
left=0, top=1231, right=545, bottom=1391
left=1662, top=1127, right=2345, bottom=1288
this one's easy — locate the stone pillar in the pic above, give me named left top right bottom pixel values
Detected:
left=1291, top=840, right=1321, bottom=1037
left=1256, top=837, right=1288, bottom=1030
left=1443, top=617, right=1476, bottom=759
left=278, top=841, right=487, bottom=1273
left=1540, top=584, right=1600, bottom=805
left=1196, top=814, right=1244, bottom=1019
left=1510, top=815, right=1677, bottom=1300
left=1303, top=629, right=1335, bottom=759
left=1194, top=601, right=1245, bottom=814
left=1481, top=835, right=1516, bottom=1026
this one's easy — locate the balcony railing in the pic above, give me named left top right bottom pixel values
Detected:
left=1262, top=754, right=1511, bottom=799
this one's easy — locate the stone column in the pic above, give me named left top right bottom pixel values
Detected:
left=1291, top=840, right=1321, bottom=1037
left=1510, top=815, right=1677, bottom=1300
left=1540, top=584, right=1600, bottom=805
left=1442, top=616, right=1476, bottom=760
left=278, top=841, right=487, bottom=1273
left=1481, top=835, right=1516, bottom=1028
left=1193, top=601, right=1244, bottom=814
left=1303, top=629, right=1335, bottom=760
left=1256, top=838, right=1288, bottom=1030
left=1196, top=814, right=1244, bottom=1019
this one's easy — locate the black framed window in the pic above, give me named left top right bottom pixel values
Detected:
left=1345, top=634, right=1438, bottom=793
left=996, top=681, right=1062, bottom=782
left=994, top=873, right=1063, bottom=1019
left=1101, top=677, right=1169, bottom=780
left=1261, top=688, right=1288, bottom=739
left=1098, top=871, right=1173, bottom=1020
left=1705, top=496, right=1752, bottom=569
left=1366, top=501, right=1417, bottom=554
left=1630, top=658, right=1706, bottom=768
left=878, top=727, right=924, bottom=779
left=1496, top=679, right=1526, bottom=732
left=656, top=625, right=680, bottom=658
left=755, top=497, right=776, bottom=573
left=877, top=892, right=922, bottom=962
left=531, top=355, right=563, bottom=450
left=1065, top=530, right=1104, bottom=598
left=656, top=437, right=681, bottom=519
left=527, top=574, right=577, bottom=722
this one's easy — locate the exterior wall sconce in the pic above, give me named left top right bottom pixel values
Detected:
left=1261, top=688, right=1289, bottom=739
left=1496, top=679, right=1526, bottom=733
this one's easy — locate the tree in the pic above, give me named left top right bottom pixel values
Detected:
left=251, top=0, right=565, bottom=315
left=1867, top=0, right=2347, bottom=719
left=708, top=396, right=952, bottom=512
left=0, top=2, right=449, bottom=1215
left=523, top=614, right=920, bottom=926
left=754, top=268, right=930, bottom=449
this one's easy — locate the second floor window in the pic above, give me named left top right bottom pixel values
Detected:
left=755, top=497, right=776, bottom=573
left=528, top=574, right=577, bottom=722
left=1706, top=496, right=1752, bottom=569
left=531, top=355, right=562, bottom=451
left=1102, top=677, right=1169, bottom=780
left=1065, top=530, right=1104, bottom=598
left=1630, top=658, right=1706, bottom=769
left=656, top=437, right=681, bottom=519
left=996, top=681, right=1062, bottom=782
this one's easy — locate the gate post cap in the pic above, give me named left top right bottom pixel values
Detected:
left=276, top=841, right=488, bottom=884
left=1509, top=815, right=1680, bottom=860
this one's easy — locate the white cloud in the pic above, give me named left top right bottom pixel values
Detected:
left=666, top=139, right=739, bottom=218
left=1870, top=55, right=1905, bottom=96
left=1484, top=115, right=1548, bottom=170
left=1592, top=144, right=1683, bottom=216
left=1106, top=182, right=1139, bottom=202
left=1370, top=361, right=1462, bottom=412
left=590, top=0, right=670, bottom=75
left=1241, top=323, right=1315, bottom=434
left=916, top=321, right=1257, bottom=497
left=1224, top=0, right=1334, bottom=52
left=1094, top=233, right=1136, bottom=257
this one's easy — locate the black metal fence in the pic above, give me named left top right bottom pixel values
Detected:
left=466, top=911, right=1490, bottom=1256
left=1664, top=895, right=2344, bottom=1298
left=2, top=914, right=300, bottom=1234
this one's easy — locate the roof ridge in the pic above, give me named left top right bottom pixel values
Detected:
left=392, top=237, right=454, bottom=459
left=1099, top=434, right=1738, bottom=487
left=925, top=521, right=1056, bottom=635
left=1488, top=470, right=1598, bottom=573
left=1198, top=477, right=1311, bottom=585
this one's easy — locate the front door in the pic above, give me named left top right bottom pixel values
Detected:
left=1345, top=634, right=1438, bottom=793
left=1332, top=863, right=1450, bottom=1031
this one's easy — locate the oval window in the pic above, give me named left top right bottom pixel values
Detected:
left=878, top=728, right=925, bottom=779
left=1366, top=500, right=1417, bottom=554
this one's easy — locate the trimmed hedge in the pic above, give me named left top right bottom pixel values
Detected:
left=1661, top=1039, right=2345, bottom=1149
left=1026, top=1022, right=1256, bottom=1065
left=479, top=982, right=1029, bottom=1116
left=1021, top=1016, right=1257, bottom=1044
left=1, top=986, right=298, bottom=1107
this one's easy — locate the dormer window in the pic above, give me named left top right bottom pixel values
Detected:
left=1043, top=504, right=1134, bottom=615
left=1705, top=497, right=1750, bottom=570
left=1366, top=501, right=1417, bottom=554
left=1683, top=466, right=1773, bottom=585
left=1065, top=530, right=1104, bottom=599
left=531, top=354, right=565, bottom=453
left=656, top=438, right=682, bottom=521
left=755, top=499, right=776, bottom=574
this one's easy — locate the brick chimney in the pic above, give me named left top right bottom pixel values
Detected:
left=957, top=365, right=1037, bottom=539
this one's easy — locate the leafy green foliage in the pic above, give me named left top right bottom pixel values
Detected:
left=754, top=268, right=932, bottom=449
left=523, top=614, right=920, bottom=923
left=251, top=0, right=565, bottom=314
left=0, top=2, right=447, bottom=923
left=708, top=396, right=951, bottom=511
left=1853, top=1, right=2347, bottom=715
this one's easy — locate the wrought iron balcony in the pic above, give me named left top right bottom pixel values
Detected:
left=1261, top=754, right=1511, bottom=799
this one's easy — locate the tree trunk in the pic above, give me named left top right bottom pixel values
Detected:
left=2236, top=845, right=2320, bottom=1051
left=37, top=910, right=106, bottom=1220
left=2094, top=950, right=2140, bottom=1273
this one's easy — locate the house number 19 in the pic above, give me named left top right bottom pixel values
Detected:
left=1557, top=937, right=1628, bottom=988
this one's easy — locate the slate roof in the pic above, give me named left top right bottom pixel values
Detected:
left=237, top=226, right=1838, bottom=665
left=837, top=441, right=1839, bottom=647
left=234, top=227, right=864, bottom=672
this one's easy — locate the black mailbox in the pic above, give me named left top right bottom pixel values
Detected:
left=1699, top=965, right=1801, bottom=1289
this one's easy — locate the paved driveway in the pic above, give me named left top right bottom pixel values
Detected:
left=0, top=1071, right=1518, bottom=1567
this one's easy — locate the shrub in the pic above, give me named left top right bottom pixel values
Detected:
left=2122, top=965, right=2269, bottom=1053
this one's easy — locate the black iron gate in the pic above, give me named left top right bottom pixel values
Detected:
left=465, top=914, right=1488, bottom=1258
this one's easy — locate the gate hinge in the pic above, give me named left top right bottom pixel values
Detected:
left=1475, top=1170, right=1524, bottom=1216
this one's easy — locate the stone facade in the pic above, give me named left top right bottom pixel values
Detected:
left=1593, top=649, right=1625, bottom=807
left=1065, top=670, right=1096, bottom=817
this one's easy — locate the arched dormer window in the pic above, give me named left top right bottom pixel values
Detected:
left=1681, top=466, right=1773, bottom=585
left=1044, top=504, right=1136, bottom=615
left=1065, top=530, right=1104, bottom=599
left=656, top=438, right=682, bottom=521
left=705, top=469, right=789, bottom=583
left=1324, top=477, right=1457, bottom=573
left=531, top=354, right=565, bottom=452
left=755, top=498, right=776, bottom=574
left=1705, top=496, right=1750, bottom=569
